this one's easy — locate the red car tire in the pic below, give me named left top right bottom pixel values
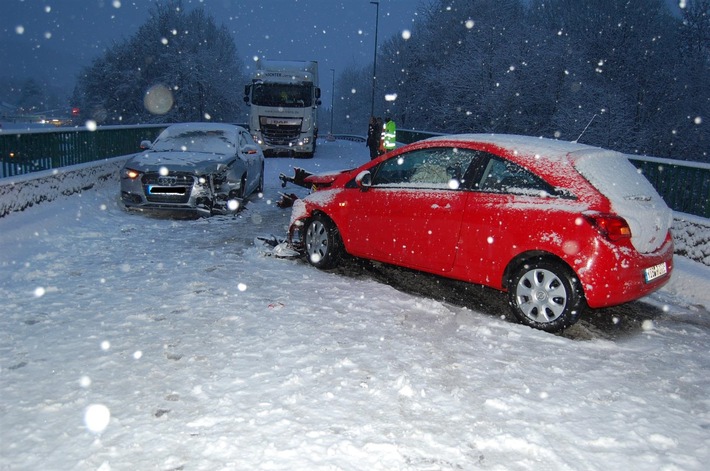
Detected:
left=507, top=258, right=585, bottom=332
left=305, top=214, right=343, bottom=269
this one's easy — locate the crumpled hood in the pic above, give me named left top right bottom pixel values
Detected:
left=303, top=168, right=352, bottom=186
left=126, top=151, right=235, bottom=175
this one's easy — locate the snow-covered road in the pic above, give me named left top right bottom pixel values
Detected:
left=1, top=139, right=709, bottom=470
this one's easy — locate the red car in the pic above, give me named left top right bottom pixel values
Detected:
left=287, top=134, right=674, bottom=332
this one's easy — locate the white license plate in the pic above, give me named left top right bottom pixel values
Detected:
left=644, top=262, right=668, bottom=283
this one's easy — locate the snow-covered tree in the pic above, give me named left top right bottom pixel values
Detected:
left=332, top=65, right=373, bottom=134
left=356, top=0, right=708, bottom=160
left=73, top=0, right=245, bottom=125
left=682, top=0, right=710, bottom=58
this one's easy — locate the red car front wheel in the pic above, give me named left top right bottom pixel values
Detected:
left=305, top=214, right=343, bottom=269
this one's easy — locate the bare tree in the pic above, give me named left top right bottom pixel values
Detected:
left=682, top=0, right=710, bottom=58
left=331, top=65, right=372, bottom=134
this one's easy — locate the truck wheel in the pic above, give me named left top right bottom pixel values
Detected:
left=507, top=258, right=584, bottom=332
left=305, top=214, right=342, bottom=269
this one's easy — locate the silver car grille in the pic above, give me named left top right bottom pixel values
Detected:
left=143, top=173, right=195, bottom=204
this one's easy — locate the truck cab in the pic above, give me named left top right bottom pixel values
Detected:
left=244, top=60, right=321, bottom=158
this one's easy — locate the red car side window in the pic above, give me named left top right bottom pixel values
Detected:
left=478, top=157, right=558, bottom=196
left=372, top=147, right=479, bottom=190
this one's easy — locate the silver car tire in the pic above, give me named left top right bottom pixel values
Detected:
left=508, top=259, right=584, bottom=332
left=257, top=164, right=265, bottom=193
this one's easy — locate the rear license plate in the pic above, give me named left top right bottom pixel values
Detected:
left=644, top=262, right=667, bottom=283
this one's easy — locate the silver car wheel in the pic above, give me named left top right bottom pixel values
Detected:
left=514, top=268, right=567, bottom=323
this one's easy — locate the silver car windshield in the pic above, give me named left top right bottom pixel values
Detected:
left=152, top=130, right=236, bottom=154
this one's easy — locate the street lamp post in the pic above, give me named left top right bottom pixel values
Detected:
left=330, top=68, right=335, bottom=134
left=370, top=1, right=379, bottom=118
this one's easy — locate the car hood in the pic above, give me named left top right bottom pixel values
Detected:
left=303, top=168, right=353, bottom=184
left=303, top=169, right=353, bottom=186
left=125, top=151, right=236, bottom=175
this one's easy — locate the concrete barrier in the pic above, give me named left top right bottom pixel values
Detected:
left=0, top=155, right=130, bottom=218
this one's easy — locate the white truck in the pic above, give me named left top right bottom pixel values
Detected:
left=244, top=60, right=321, bottom=158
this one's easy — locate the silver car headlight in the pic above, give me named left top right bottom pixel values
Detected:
left=123, top=168, right=142, bottom=180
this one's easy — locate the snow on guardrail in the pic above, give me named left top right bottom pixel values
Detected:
left=0, top=155, right=130, bottom=218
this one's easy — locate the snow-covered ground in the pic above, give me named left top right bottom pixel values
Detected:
left=1, top=139, right=708, bottom=471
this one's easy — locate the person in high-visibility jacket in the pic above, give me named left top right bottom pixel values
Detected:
left=380, top=117, right=396, bottom=154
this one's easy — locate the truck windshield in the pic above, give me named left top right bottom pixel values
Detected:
left=252, top=83, right=313, bottom=108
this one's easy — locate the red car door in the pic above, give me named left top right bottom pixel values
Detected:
left=344, top=147, right=478, bottom=274
left=453, top=154, right=572, bottom=289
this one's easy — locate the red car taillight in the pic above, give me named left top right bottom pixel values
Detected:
left=584, top=213, right=632, bottom=242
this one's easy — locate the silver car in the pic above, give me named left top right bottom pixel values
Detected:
left=120, top=123, right=265, bottom=217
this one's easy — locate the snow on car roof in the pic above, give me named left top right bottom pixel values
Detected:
left=424, top=133, right=602, bottom=161
left=425, top=133, right=672, bottom=253
left=423, top=133, right=613, bottom=194
left=161, top=122, right=243, bottom=133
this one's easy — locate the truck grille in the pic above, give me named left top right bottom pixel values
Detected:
left=262, top=124, right=301, bottom=145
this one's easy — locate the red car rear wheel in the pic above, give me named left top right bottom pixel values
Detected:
left=508, top=258, right=585, bottom=332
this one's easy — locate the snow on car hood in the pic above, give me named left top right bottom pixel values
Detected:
left=126, top=151, right=235, bottom=175
left=574, top=150, right=673, bottom=254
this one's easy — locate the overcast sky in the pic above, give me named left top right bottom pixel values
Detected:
left=1, top=0, right=684, bottom=106
left=1, top=0, right=427, bottom=105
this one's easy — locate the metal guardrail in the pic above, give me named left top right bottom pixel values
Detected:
left=331, top=134, right=366, bottom=143
left=628, top=156, right=709, bottom=221
left=396, top=129, right=442, bottom=145
left=0, top=124, right=167, bottom=178
left=0, top=126, right=707, bottom=218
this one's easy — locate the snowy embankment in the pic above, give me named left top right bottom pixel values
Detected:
left=672, top=215, right=710, bottom=266
left=0, top=139, right=709, bottom=471
left=0, top=156, right=128, bottom=218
